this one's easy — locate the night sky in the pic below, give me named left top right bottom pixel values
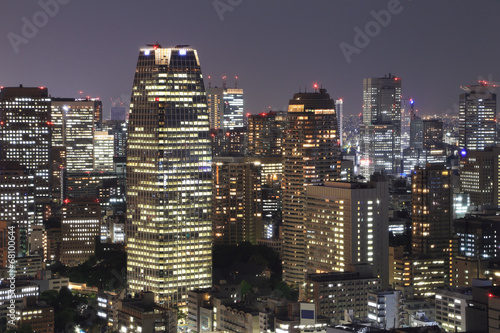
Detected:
left=1, top=0, right=499, bottom=118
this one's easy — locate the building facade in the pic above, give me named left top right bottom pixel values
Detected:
left=282, top=88, right=341, bottom=286
left=126, top=45, right=212, bottom=305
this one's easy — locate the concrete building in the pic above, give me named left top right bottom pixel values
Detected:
left=126, top=45, right=212, bottom=305
left=305, top=177, right=389, bottom=286
left=116, top=292, right=177, bottom=333
left=367, top=290, right=402, bottom=329
left=282, top=88, right=341, bottom=286
left=212, top=157, right=262, bottom=245
left=303, top=270, right=381, bottom=325
left=61, top=198, right=100, bottom=266
left=434, top=288, right=472, bottom=332
left=6, top=296, right=54, bottom=333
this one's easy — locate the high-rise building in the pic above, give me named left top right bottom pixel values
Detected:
left=127, top=45, right=212, bottom=305
left=459, top=146, right=500, bottom=207
left=360, top=74, right=402, bottom=177
left=282, top=88, right=341, bottom=286
left=212, top=157, right=262, bottom=245
left=0, top=86, right=51, bottom=224
left=94, top=130, right=114, bottom=171
left=206, top=87, right=244, bottom=130
left=423, top=119, right=444, bottom=150
left=246, top=111, right=286, bottom=158
left=51, top=98, right=102, bottom=173
left=411, top=164, right=452, bottom=256
left=305, top=178, right=389, bottom=286
left=0, top=162, right=35, bottom=255
left=60, top=198, right=100, bottom=266
left=459, top=83, right=497, bottom=151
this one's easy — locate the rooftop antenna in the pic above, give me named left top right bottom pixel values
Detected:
left=222, top=76, right=227, bottom=89
left=235, top=76, right=238, bottom=89
left=208, top=76, right=212, bottom=88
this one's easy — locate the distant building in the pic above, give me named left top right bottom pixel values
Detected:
left=360, top=74, right=402, bottom=177
left=212, top=157, right=262, bottom=244
left=207, top=87, right=244, bottom=130
left=61, top=198, right=100, bottom=266
left=94, top=130, right=114, bottom=171
left=459, top=83, right=497, bottom=151
left=459, top=146, right=500, bottom=207
left=246, top=111, right=286, bottom=158
left=51, top=98, right=102, bottom=173
left=0, top=86, right=51, bottom=225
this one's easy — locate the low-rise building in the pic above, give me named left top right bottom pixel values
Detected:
left=303, top=270, right=381, bottom=325
left=6, top=296, right=54, bottom=332
left=116, top=292, right=177, bottom=333
left=435, top=287, right=472, bottom=332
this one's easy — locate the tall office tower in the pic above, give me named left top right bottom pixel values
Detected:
left=409, top=100, right=423, bottom=150
left=247, top=156, right=283, bottom=239
left=206, top=87, right=244, bottom=130
left=423, top=119, right=443, bottom=150
left=127, top=45, right=212, bottom=305
left=246, top=111, right=286, bottom=158
left=459, top=146, right=500, bottom=207
left=360, top=74, right=402, bottom=177
left=459, top=83, right=497, bottom=151
left=0, top=162, right=35, bottom=255
left=212, top=157, right=262, bottom=245
left=61, top=198, right=100, bottom=266
left=305, top=178, right=389, bottom=286
left=400, top=99, right=413, bottom=151
left=282, top=88, right=341, bottom=286
left=94, top=130, right=114, bottom=171
left=51, top=98, right=102, bottom=173
left=0, top=86, right=51, bottom=224
left=335, top=99, right=344, bottom=148
left=411, top=164, right=452, bottom=256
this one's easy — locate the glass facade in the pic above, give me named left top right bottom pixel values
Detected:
left=126, top=46, right=212, bottom=305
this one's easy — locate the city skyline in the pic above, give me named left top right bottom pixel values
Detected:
left=1, top=1, right=499, bottom=118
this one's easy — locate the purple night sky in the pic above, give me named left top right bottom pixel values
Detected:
left=1, top=0, right=499, bottom=118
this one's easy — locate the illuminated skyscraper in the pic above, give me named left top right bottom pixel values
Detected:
left=411, top=164, right=452, bottom=256
left=126, top=45, right=212, bottom=305
left=212, top=157, right=262, bottom=245
left=459, top=83, right=497, bottom=151
left=0, top=162, right=35, bottom=255
left=246, top=111, right=286, bottom=158
left=206, top=87, right=244, bottom=130
left=61, top=198, right=100, bottom=266
left=360, top=74, right=402, bottom=177
left=0, top=86, right=51, bottom=224
left=51, top=98, right=102, bottom=172
left=282, top=88, right=341, bottom=286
